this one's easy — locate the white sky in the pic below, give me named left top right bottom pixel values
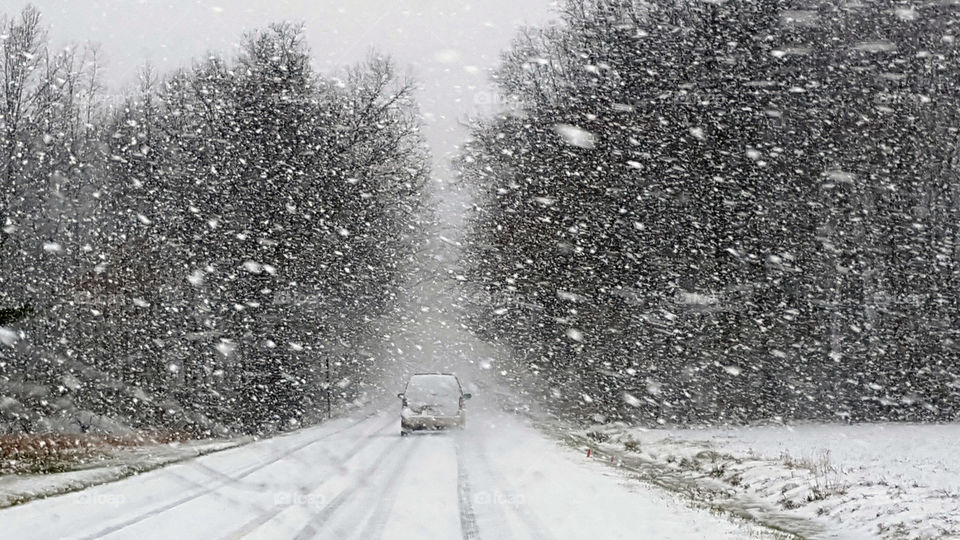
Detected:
left=11, top=0, right=558, bottom=173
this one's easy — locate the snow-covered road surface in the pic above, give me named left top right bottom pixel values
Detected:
left=0, top=400, right=773, bottom=539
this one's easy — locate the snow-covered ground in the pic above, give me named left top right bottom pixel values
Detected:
left=574, top=422, right=960, bottom=539
left=4, top=393, right=955, bottom=539
left=0, top=438, right=246, bottom=508
left=0, top=397, right=778, bottom=539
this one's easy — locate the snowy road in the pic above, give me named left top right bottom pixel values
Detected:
left=0, top=399, right=771, bottom=539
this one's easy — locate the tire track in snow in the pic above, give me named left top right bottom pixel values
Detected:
left=80, top=410, right=388, bottom=540
left=222, top=414, right=398, bottom=539
left=348, top=436, right=423, bottom=539
left=470, top=428, right=551, bottom=540
left=292, top=432, right=417, bottom=540
left=455, top=437, right=481, bottom=540
left=453, top=430, right=511, bottom=540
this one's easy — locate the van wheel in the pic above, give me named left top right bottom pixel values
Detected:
left=400, top=430, right=409, bottom=437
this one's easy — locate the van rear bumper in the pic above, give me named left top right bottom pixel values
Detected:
left=401, top=413, right=464, bottom=432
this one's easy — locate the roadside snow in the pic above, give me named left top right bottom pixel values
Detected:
left=666, top=423, right=960, bottom=495
left=0, top=439, right=245, bottom=508
left=0, top=403, right=778, bottom=539
left=573, top=422, right=960, bottom=539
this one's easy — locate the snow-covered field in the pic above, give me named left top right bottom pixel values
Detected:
left=574, top=422, right=960, bottom=539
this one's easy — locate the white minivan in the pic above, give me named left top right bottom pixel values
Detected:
left=398, top=373, right=471, bottom=435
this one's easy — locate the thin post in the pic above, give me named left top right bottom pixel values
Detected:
left=326, top=356, right=331, bottom=419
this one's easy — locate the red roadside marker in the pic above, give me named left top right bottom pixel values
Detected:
left=586, top=448, right=592, bottom=458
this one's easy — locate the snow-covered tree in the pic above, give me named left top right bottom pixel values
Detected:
left=460, top=0, right=960, bottom=424
left=0, top=11, right=429, bottom=435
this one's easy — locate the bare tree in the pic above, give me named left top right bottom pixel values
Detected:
left=0, top=6, right=45, bottom=188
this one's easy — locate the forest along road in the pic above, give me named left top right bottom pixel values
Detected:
left=0, top=398, right=772, bottom=539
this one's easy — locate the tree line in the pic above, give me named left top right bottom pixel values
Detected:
left=460, top=0, right=960, bottom=424
left=0, top=6, right=429, bottom=435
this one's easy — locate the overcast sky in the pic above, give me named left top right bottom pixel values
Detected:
left=9, top=0, right=557, bottom=174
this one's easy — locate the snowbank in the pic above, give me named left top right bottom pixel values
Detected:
left=0, top=438, right=245, bottom=508
left=570, top=422, right=960, bottom=539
